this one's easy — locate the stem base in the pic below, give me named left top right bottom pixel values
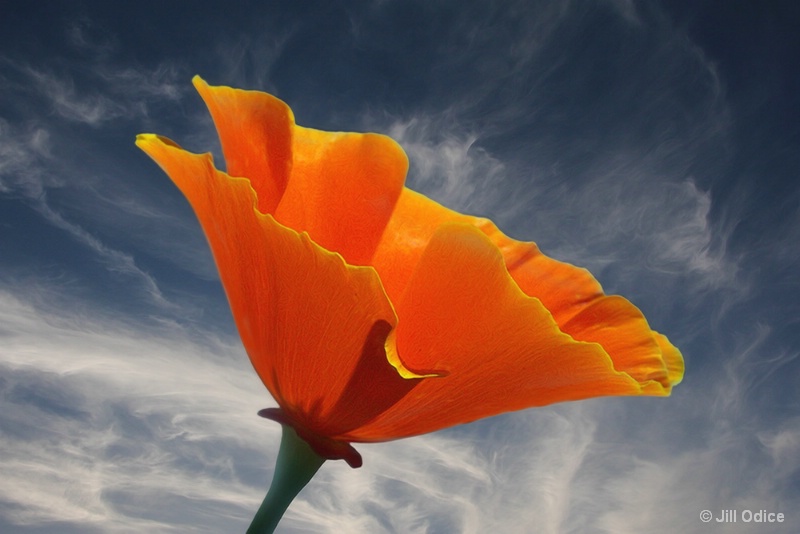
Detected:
left=247, top=425, right=325, bottom=534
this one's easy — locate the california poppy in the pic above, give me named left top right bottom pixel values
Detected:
left=136, top=76, right=683, bottom=533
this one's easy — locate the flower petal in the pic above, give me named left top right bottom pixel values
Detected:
left=473, top=220, right=604, bottom=326
left=471, top=224, right=686, bottom=392
left=135, top=134, right=413, bottom=438
left=373, top=189, right=605, bottom=322
left=195, top=77, right=407, bottom=266
left=274, top=126, right=407, bottom=266
left=370, top=188, right=683, bottom=392
left=560, top=296, right=679, bottom=393
left=371, top=188, right=475, bottom=302
left=343, top=223, right=650, bottom=442
left=653, top=331, right=685, bottom=387
left=193, top=76, right=293, bottom=215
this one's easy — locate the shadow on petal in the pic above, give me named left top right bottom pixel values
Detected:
left=261, top=320, right=429, bottom=466
left=303, top=320, right=425, bottom=437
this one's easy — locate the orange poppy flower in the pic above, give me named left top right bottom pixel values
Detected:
left=136, top=76, right=683, bottom=530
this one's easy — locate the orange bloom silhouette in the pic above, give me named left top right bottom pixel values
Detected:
left=137, top=77, right=683, bottom=531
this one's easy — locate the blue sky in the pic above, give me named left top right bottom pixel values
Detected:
left=1, top=1, right=798, bottom=532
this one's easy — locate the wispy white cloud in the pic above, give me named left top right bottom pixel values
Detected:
left=386, top=117, right=508, bottom=213
left=25, top=67, right=129, bottom=126
left=0, top=48, right=203, bottom=300
left=0, top=117, right=213, bottom=308
left=759, top=418, right=800, bottom=478
left=593, top=330, right=800, bottom=534
left=1, top=49, right=184, bottom=129
left=65, top=175, right=220, bottom=283
left=20, top=63, right=183, bottom=127
left=0, top=119, right=55, bottom=197
left=65, top=16, right=118, bottom=59
left=95, top=64, right=183, bottom=104
left=0, top=287, right=268, bottom=532
left=29, top=198, right=176, bottom=310
left=211, top=31, right=295, bottom=93
left=554, top=167, right=737, bottom=292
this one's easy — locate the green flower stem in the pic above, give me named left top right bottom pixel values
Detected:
left=247, top=425, right=326, bottom=534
